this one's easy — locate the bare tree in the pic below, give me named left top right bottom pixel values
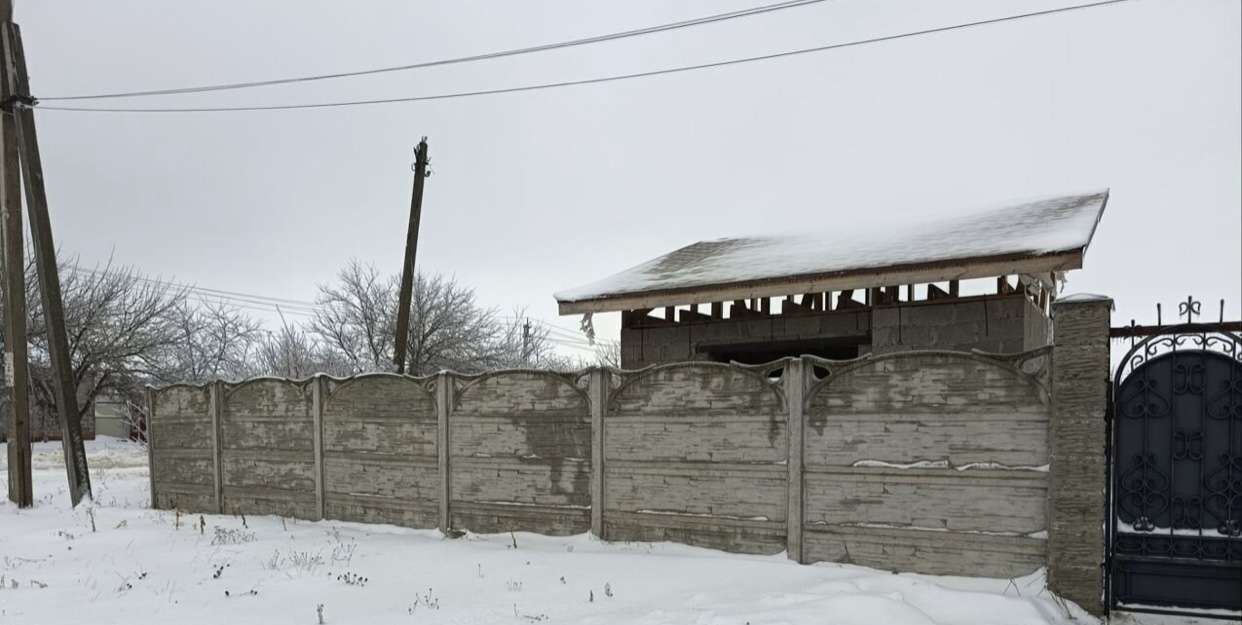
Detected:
left=151, top=298, right=264, bottom=383
left=310, top=261, right=395, bottom=373
left=402, top=273, right=507, bottom=374
left=255, top=314, right=348, bottom=378
left=13, top=258, right=183, bottom=422
left=310, top=261, right=559, bottom=375
left=593, top=340, right=621, bottom=369
left=1, top=253, right=582, bottom=443
left=0, top=256, right=193, bottom=440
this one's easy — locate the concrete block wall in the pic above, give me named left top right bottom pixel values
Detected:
left=800, top=352, right=1052, bottom=577
left=622, top=293, right=1047, bottom=368
left=621, top=310, right=871, bottom=369
left=449, top=371, right=591, bottom=535
left=871, top=295, right=1047, bottom=354
left=601, top=363, right=788, bottom=553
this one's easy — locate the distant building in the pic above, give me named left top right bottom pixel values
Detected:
left=0, top=395, right=96, bottom=442
left=555, top=190, right=1107, bottom=368
left=92, top=394, right=135, bottom=439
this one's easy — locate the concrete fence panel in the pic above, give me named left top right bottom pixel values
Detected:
left=321, top=374, right=438, bottom=528
left=602, top=362, right=788, bottom=554
left=801, top=351, right=1051, bottom=577
left=219, top=378, right=317, bottom=518
left=448, top=370, right=591, bottom=534
left=148, top=384, right=214, bottom=511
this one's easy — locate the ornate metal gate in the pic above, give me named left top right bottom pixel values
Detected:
left=1109, top=325, right=1242, bottom=616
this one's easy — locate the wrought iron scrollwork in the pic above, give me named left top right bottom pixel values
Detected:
left=1208, top=377, right=1242, bottom=421
left=1172, top=429, right=1203, bottom=461
left=1118, top=376, right=1170, bottom=420
left=1112, top=325, right=1242, bottom=548
left=1115, top=329, right=1241, bottom=388
left=1205, top=453, right=1242, bottom=537
left=1118, top=452, right=1170, bottom=531
left=1173, top=362, right=1205, bottom=394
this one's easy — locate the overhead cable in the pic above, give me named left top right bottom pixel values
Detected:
left=34, top=0, right=1133, bottom=114
left=38, top=0, right=828, bottom=101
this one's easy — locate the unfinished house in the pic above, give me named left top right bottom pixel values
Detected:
left=555, top=190, right=1108, bottom=368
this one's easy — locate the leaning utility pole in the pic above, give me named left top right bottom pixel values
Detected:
left=393, top=138, right=429, bottom=374
left=521, top=320, right=531, bottom=363
left=0, top=0, right=32, bottom=508
left=0, top=10, right=91, bottom=505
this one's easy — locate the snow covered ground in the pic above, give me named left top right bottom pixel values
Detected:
left=0, top=438, right=1213, bottom=625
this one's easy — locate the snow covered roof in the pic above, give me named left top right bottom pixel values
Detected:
left=556, top=190, right=1108, bottom=314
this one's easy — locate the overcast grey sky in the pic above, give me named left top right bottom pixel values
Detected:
left=19, top=0, right=1242, bottom=357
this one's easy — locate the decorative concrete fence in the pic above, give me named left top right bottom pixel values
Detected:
left=147, top=298, right=1112, bottom=613
left=146, top=351, right=1055, bottom=571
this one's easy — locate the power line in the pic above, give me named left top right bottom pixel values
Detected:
left=68, top=263, right=320, bottom=306
left=63, top=266, right=614, bottom=342
left=186, top=295, right=318, bottom=318
left=33, top=0, right=1134, bottom=114
left=544, top=335, right=615, bottom=349
left=505, top=316, right=585, bottom=337
left=543, top=337, right=610, bottom=352
left=175, top=286, right=321, bottom=313
left=39, top=0, right=829, bottom=101
left=66, top=270, right=603, bottom=353
left=67, top=264, right=323, bottom=314
left=501, top=315, right=619, bottom=346
left=167, top=281, right=318, bottom=308
left=88, top=270, right=320, bottom=312
left=64, top=265, right=613, bottom=336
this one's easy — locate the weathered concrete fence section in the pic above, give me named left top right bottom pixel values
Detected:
left=450, top=371, right=591, bottom=534
left=802, top=353, right=1051, bottom=577
left=147, top=299, right=1112, bottom=611
left=150, top=352, right=1050, bottom=568
left=603, top=364, right=789, bottom=553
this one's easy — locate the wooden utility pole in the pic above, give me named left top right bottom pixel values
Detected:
left=521, top=320, right=531, bottom=363
left=393, top=138, right=429, bottom=374
left=0, top=0, right=32, bottom=508
left=1, top=16, right=91, bottom=505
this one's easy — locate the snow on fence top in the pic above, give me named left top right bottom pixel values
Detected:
left=555, top=189, right=1108, bottom=314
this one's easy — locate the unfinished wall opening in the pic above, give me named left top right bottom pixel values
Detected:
left=700, top=337, right=867, bottom=365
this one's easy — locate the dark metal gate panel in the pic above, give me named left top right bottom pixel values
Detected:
left=1110, top=329, right=1242, bottom=616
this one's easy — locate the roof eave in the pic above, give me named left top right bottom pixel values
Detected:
left=556, top=249, right=1083, bottom=315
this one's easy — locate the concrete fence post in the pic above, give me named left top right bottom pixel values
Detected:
left=209, top=380, right=225, bottom=514
left=145, top=386, right=156, bottom=509
left=311, top=375, right=327, bottom=521
left=785, top=358, right=806, bottom=562
left=1048, top=295, right=1112, bottom=616
left=436, top=371, right=452, bottom=534
left=589, top=368, right=609, bottom=539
